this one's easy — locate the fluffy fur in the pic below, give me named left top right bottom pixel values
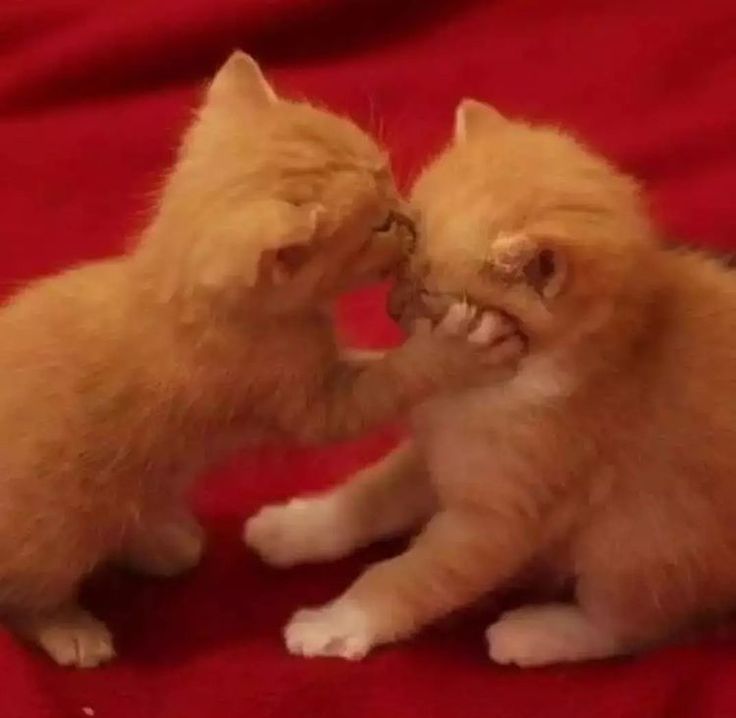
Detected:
left=246, top=99, right=736, bottom=666
left=0, top=60, right=521, bottom=668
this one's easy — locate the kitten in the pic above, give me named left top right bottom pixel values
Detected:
left=246, top=99, right=736, bottom=666
left=0, top=58, right=521, bottom=668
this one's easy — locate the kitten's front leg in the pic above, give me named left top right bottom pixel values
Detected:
left=294, top=303, right=524, bottom=443
left=284, top=511, right=533, bottom=660
left=120, top=508, right=205, bottom=578
left=245, top=441, right=433, bottom=566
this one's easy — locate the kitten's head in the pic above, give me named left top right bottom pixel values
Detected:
left=143, top=52, right=413, bottom=313
left=389, top=100, right=658, bottom=350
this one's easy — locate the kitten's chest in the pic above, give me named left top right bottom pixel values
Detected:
left=412, top=356, right=573, bottom=502
left=412, top=393, right=515, bottom=503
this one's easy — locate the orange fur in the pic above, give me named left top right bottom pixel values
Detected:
left=0, top=59, right=521, bottom=668
left=249, top=99, right=736, bottom=666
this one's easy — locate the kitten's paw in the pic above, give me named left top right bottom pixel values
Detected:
left=436, top=301, right=479, bottom=336
left=487, top=604, right=618, bottom=667
left=432, top=302, right=525, bottom=369
left=21, top=609, right=115, bottom=669
left=245, top=496, right=353, bottom=567
left=123, top=514, right=205, bottom=578
left=487, top=610, right=557, bottom=667
left=285, top=600, right=375, bottom=660
left=436, top=302, right=519, bottom=348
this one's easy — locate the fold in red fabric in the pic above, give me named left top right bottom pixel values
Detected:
left=1, top=1, right=736, bottom=716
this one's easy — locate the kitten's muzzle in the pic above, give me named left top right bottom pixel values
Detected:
left=387, top=279, right=454, bottom=331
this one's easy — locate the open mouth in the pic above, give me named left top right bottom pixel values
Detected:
left=387, top=281, right=527, bottom=349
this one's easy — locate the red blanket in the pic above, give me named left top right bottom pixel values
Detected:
left=2, top=1, right=736, bottom=716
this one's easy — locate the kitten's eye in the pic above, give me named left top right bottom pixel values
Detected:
left=376, top=211, right=417, bottom=248
left=374, top=212, right=396, bottom=233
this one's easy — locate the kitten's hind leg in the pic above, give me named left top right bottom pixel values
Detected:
left=245, top=441, right=434, bottom=568
left=487, top=603, right=621, bottom=667
left=11, top=604, right=115, bottom=668
left=120, top=509, right=205, bottom=578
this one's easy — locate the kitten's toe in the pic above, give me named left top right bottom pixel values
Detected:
left=284, top=600, right=374, bottom=660
left=468, top=311, right=514, bottom=347
left=18, top=609, right=115, bottom=669
left=437, top=301, right=477, bottom=336
left=487, top=604, right=619, bottom=667
left=245, top=497, right=352, bottom=567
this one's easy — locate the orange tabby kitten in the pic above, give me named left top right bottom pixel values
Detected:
left=0, top=58, right=521, bottom=668
left=247, top=99, right=736, bottom=666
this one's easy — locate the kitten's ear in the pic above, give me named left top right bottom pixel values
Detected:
left=454, top=99, right=507, bottom=143
left=195, top=201, right=323, bottom=293
left=257, top=203, right=326, bottom=286
left=487, top=234, right=567, bottom=299
left=206, top=51, right=277, bottom=110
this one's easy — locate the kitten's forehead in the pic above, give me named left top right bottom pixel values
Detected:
left=412, top=123, right=641, bottom=252
left=275, top=103, right=387, bottom=171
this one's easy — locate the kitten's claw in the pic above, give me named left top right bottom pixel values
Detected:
left=284, top=600, right=375, bottom=661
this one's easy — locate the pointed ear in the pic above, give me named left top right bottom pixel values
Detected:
left=486, top=234, right=567, bottom=299
left=206, top=51, right=277, bottom=110
left=454, top=98, right=507, bottom=143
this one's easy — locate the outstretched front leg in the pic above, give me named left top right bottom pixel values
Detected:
left=284, top=510, right=535, bottom=660
left=286, top=302, right=525, bottom=444
left=245, top=442, right=433, bottom=567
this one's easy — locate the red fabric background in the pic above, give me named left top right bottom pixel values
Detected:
left=2, top=1, right=736, bottom=716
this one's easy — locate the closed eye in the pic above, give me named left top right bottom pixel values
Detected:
left=374, top=210, right=417, bottom=251
left=374, top=212, right=396, bottom=233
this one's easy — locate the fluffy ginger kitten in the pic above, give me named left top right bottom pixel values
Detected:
left=0, top=59, right=521, bottom=668
left=247, top=99, right=736, bottom=667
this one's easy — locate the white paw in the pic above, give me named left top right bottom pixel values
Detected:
left=284, top=600, right=375, bottom=660
left=487, top=605, right=617, bottom=667
left=36, top=613, right=115, bottom=669
left=487, top=613, right=557, bottom=667
left=244, top=497, right=350, bottom=568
